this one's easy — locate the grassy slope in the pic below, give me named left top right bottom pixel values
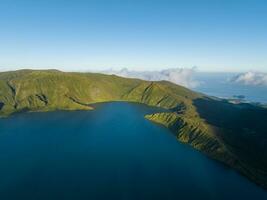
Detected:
left=0, top=70, right=200, bottom=115
left=0, top=69, right=266, bottom=189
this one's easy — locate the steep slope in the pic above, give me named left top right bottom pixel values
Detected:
left=146, top=98, right=267, bottom=189
left=0, top=69, right=266, bottom=189
left=0, top=70, right=200, bottom=116
left=0, top=70, right=141, bottom=115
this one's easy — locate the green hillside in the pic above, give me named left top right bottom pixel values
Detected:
left=0, top=69, right=266, bottom=189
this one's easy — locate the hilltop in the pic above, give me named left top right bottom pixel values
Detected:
left=0, top=69, right=266, bottom=189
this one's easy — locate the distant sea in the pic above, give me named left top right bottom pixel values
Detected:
left=194, top=73, right=267, bottom=104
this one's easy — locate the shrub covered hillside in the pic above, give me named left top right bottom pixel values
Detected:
left=0, top=70, right=266, bottom=189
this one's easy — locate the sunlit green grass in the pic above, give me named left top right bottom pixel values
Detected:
left=0, top=69, right=266, bottom=189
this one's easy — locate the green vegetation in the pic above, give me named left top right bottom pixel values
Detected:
left=0, top=69, right=266, bottom=189
left=0, top=69, right=200, bottom=116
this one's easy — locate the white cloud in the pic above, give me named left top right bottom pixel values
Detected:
left=231, top=72, right=267, bottom=86
left=100, top=67, right=199, bottom=88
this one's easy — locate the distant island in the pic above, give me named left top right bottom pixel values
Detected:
left=0, top=69, right=267, bottom=189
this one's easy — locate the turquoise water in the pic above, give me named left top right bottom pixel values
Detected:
left=0, top=102, right=266, bottom=200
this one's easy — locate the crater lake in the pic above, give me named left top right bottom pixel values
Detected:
left=0, top=102, right=266, bottom=200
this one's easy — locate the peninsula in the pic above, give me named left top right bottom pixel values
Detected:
left=0, top=69, right=266, bottom=189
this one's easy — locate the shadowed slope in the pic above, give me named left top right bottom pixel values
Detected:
left=194, top=98, right=267, bottom=187
left=0, top=69, right=266, bottom=189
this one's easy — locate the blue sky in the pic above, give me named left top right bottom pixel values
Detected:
left=0, top=0, right=266, bottom=72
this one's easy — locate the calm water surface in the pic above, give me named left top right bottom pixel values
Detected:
left=195, top=73, right=267, bottom=103
left=0, top=102, right=266, bottom=200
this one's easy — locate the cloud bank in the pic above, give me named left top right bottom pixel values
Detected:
left=231, top=72, right=267, bottom=86
left=101, top=67, right=199, bottom=88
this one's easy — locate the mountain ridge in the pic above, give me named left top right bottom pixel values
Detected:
left=0, top=69, right=266, bottom=190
